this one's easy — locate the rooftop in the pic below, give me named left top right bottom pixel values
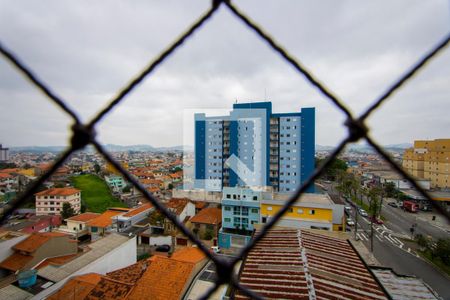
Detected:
left=189, top=207, right=221, bottom=225
left=87, top=208, right=129, bottom=228
left=235, top=227, right=387, bottom=300
left=66, top=212, right=100, bottom=222
left=35, top=187, right=80, bottom=197
left=47, top=273, right=102, bottom=300
left=170, top=247, right=206, bottom=264
left=13, top=232, right=68, bottom=253
left=122, top=203, right=153, bottom=218
left=269, top=192, right=334, bottom=206
left=38, top=233, right=130, bottom=282
left=127, top=256, right=194, bottom=300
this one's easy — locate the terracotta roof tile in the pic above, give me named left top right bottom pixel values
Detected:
left=35, top=187, right=80, bottom=196
left=171, top=247, right=206, bottom=264
left=66, top=212, right=100, bottom=222
left=87, top=209, right=127, bottom=228
left=0, top=252, right=33, bottom=271
left=165, top=198, right=190, bottom=215
left=106, top=260, right=150, bottom=284
left=86, top=277, right=134, bottom=300
left=127, top=256, right=194, bottom=300
left=122, top=204, right=153, bottom=218
left=13, top=232, right=68, bottom=253
left=47, top=273, right=102, bottom=300
left=189, top=207, right=221, bottom=225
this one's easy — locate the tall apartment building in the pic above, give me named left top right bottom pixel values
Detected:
left=403, top=139, right=450, bottom=189
left=35, top=188, right=81, bottom=216
left=0, top=144, right=9, bottom=162
left=195, top=102, right=315, bottom=193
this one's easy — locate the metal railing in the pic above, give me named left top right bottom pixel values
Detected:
left=1, top=1, right=449, bottom=299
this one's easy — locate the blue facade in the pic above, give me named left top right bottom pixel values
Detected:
left=221, top=187, right=262, bottom=231
left=194, top=102, right=315, bottom=193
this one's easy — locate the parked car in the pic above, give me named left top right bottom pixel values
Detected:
left=346, top=218, right=355, bottom=226
left=369, top=216, right=384, bottom=225
left=155, top=244, right=171, bottom=252
left=403, top=201, right=419, bottom=213
left=210, top=246, right=221, bottom=254
left=358, top=209, right=368, bottom=217
left=388, top=202, right=398, bottom=208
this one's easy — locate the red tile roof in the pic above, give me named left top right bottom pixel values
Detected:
left=106, top=260, right=150, bottom=284
left=87, top=209, right=127, bottom=228
left=35, top=187, right=80, bottom=196
left=127, top=256, right=194, bottom=300
left=13, top=232, right=68, bottom=253
left=47, top=273, right=102, bottom=300
left=67, top=212, right=100, bottom=222
left=171, top=247, right=206, bottom=264
left=0, top=252, right=33, bottom=271
left=85, top=277, right=134, bottom=300
left=189, top=207, right=221, bottom=225
left=236, top=228, right=387, bottom=300
left=122, top=203, right=153, bottom=218
left=165, top=198, right=190, bottom=215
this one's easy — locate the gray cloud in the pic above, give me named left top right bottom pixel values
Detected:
left=1, top=0, right=449, bottom=147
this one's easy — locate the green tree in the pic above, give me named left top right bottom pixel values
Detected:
left=383, top=182, right=397, bottom=198
left=61, top=202, right=75, bottom=219
left=317, top=157, right=348, bottom=181
left=168, top=183, right=174, bottom=190
left=367, top=186, right=383, bottom=217
left=94, top=163, right=101, bottom=174
left=433, top=238, right=450, bottom=265
left=203, top=228, right=214, bottom=240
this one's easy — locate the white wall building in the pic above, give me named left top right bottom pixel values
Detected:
left=35, top=188, right=81, bottom=216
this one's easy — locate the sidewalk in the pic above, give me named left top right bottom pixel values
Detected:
left=349, top=237, right=381, bottom=266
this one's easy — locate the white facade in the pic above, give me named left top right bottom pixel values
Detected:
left=35, top=192, right=81, bottom=216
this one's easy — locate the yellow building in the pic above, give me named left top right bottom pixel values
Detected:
left=403, top=139, right=450, bottom=189
left=17, top=168, right=36, bottom=177
left=260, top=193, right=345, bottom=231
left=105, top=161, right=129, bottom=175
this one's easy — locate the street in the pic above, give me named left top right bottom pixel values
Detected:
left=351, top=208, right=450, bottom=299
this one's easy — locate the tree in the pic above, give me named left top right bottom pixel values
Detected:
left=203, top=228, right=214, bottom=240
left=383, top=182, right=397, bottom=198
left=168, top=183, right=174, bottom=190
left=432, top=238, right=450, bottom=265
left=61, top=202, right=75, bottom=219
left=122, top=185, right=131, bottom=193
left=367, top=186, right=382, bottom=217
left=316, top=157, right=348, bottom=181
left=94, top=163, right=101, bottom=174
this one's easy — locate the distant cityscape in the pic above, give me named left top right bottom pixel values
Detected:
left=0, top=103, right=449, bottom=299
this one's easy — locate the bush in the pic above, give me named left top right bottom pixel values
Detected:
left=202, top=228, right=214, bottom=240
left=415, top=234, right=430, bottom=249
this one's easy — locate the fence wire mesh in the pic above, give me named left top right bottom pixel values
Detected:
left=1, top=1, right=450, bottom=299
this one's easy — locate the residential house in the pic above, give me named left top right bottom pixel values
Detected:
left=35, top=187, right=81, bottom=216
left=105, top=175, right=126, bottom=193
left=190, top=207, right=222, bottom=240
left=45, top=247, right=207, bottom=300
left=261, top=192, right=345, bottom=231
left=112, top=203, right=154, bottom=233
left=0, top=233, right=137, bottom=299
left=56, top=212, right=100, bottom=239
left=163, top=198, right=195, bottom=235
left=0, top=232, right=77, bottom=273
left=87, top=208, right=129, bottom=240
left=1, top=214, right=62, bottom=233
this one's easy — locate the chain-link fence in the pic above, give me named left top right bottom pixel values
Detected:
left=1, top=1, right=449, bottom=299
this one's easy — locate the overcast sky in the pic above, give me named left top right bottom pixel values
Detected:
left=1, top=0, right=449, bottom=148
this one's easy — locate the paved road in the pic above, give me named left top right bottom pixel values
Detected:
left=354, top=215, right=450, bottom=299
left=380, top=202, right=449, bottom=240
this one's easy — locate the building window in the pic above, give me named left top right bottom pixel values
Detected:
left=226, top=194, right=231, bottom=199
left=267, top=206, right=273, bottom=211
left=233, top=207, right=241, bottom=214
left=253, top=196, right=257, bottom=201
left=309, top=209, right=315, bottom=215
left=251, top=208, right=258, bottom=213
left=288, top=208, right=293, bottom=213
left=224, top=218, right=231, bottom=222
left=224, top=206, right=231, bottom=211
left=242, top=207, right=249, bottom=216
left=297, top=209, right=303, bottom=214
